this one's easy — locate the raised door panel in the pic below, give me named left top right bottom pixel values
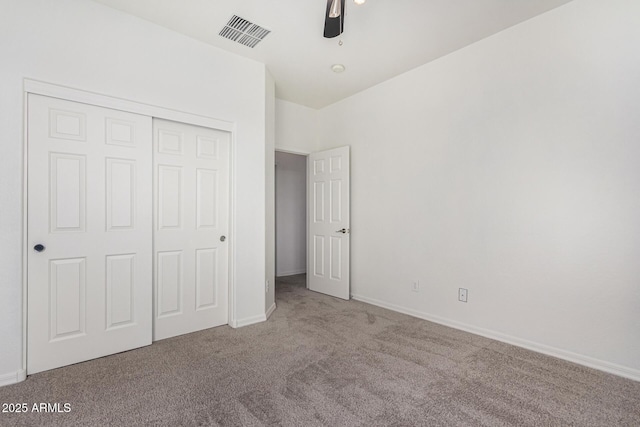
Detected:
left=106, top=254, right=136, bottom=329
left=329, top=155, right=342, bottom=173
left=330, top=179, right=342, bottom=223
left=49, top=109, right=86, bottom=141
left=314, top=159, right=325, bottom=175
left=314, top=236, right=325, bottom=277
left=158, top=165, right=182, bottom=229
left=196, top=135, right=218, bottom=159
left=196, top=169, right=217, bottom=229
left=49, top=153, right=86, bottom=233
left=106, top=159, right=136, bottom=230
left=158, top=129, right=183, bottom=155
left=330, top=237, right=342, bottom=281
left=314, top=181, right=325, bottom=223
left=157, top=251, right=183, bottom=317
left=106, top=118, right=136, bottom=147
left=195, top=248, right=217, bottom=310
left=49, top=258, right=86, bottom=341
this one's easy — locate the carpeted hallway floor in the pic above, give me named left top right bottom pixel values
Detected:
left=1, top=274, right=639, bottom=426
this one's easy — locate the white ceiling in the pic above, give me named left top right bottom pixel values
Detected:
left=92, top=0, right=573, bottom=109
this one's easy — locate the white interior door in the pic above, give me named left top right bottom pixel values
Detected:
left=153, top=119, right=230, bottom=341
left=307, top=146, right=350, bottom=300
left=27, top=94, right=153, bottom=374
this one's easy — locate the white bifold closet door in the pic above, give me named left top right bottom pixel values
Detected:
left=27, top=94, right=153, bottom=374
left=153, top=119, right=230, bottom=341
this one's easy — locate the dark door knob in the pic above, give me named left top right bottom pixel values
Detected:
left=220, top=236, right=226, bottom=242
left=34, top=244, right=46, bottom=252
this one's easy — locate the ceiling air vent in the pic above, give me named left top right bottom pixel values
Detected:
left=219, top=15, right=271, bottom=48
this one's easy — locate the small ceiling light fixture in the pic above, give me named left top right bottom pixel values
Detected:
left=354, top=0, right=366, bottom=4
left=329, top=0, right=342, bottom=18
left=331, top=64, right=346, bottom=73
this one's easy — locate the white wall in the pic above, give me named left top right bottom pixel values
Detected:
left=275, top=152, right=307, bottom=277
left=317, top=0, right=640, bottom=379
left=0, top=0, right=267, bottom=384
left=275, top=99, right=319, bottom=154
left=272, top=99, right=314, bottom=278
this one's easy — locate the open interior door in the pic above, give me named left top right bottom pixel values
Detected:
left=307, top=146, right=350, bottom=300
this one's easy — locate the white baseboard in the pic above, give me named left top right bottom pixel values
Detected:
left=0, top=369, right=26, bottom=387
left=276, top=269, right=306, bottom=277
left=232, top=314, right=267, bottom=328
left=351, top=293, right=640, bottom=382
left=266, top=302, right=277, bottom=319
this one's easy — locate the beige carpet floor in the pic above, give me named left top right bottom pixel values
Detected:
left=0, top=274, right=639, bottom=426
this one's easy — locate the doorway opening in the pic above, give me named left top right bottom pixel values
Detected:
left=275, top=151, right=307, bottom=293
left=274, top=145, right=351, bottom=301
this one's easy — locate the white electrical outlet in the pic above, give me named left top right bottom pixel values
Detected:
left=458, top=288, right=468, bottom=303
left=412, top=280, right=420, bottom=292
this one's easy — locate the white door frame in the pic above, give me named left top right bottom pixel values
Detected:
left=22, top=79, right=238, bottom=376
